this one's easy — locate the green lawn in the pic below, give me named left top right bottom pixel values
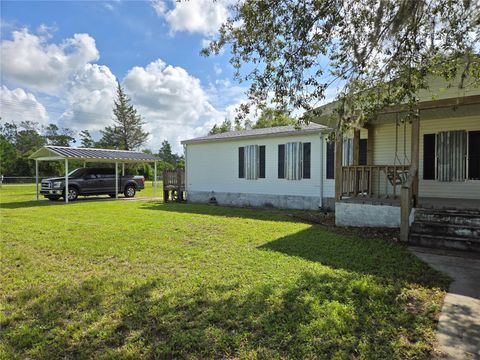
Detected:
left=0, top=184, right=449, bottom=359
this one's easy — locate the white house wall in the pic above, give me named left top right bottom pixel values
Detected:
left=185, top=133, right=335, bottom=210
left=371, top=115, right=480, bottom=199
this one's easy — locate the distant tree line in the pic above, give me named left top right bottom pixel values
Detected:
left=209, top=107, right=296, bottom=135
left=0, top=84, right=183, bottom=179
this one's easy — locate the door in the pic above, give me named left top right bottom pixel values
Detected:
left=81, top=172, right=99, bottom=194
left=95, top=168, right=116, bottom=193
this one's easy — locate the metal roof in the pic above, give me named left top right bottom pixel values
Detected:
left=181, top=123, right=329, bottom=144
left=29, top=146, right=160, bottom=162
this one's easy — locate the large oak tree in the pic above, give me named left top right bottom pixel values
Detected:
left=204, top=0, right=480, bottom=129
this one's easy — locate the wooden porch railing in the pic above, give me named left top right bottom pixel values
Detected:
left=162, top=169, right=185, bottom=202
left=341, top=165, right=410, bottom=199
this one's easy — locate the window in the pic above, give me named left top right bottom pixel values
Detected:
left=342, top=138, right=353, bottom=166
left=238, top=147, right=245, bottom=178
left=303, top=142, right=311, bottom=179
left=278, top=142, right=310, bottom=180
left=423, top=134, right=436, bottom=180
left=245, top=145, right=258, bottom=179
left=468, top=131, right=480, bottom=180
left=239, top=145, right=265, bottom=180
left=437, top=130, right=467, bottom=182
left=326, top=142, right=334, bottom=179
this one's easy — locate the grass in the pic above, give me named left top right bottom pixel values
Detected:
left=0, top=184, right=449, bottom=359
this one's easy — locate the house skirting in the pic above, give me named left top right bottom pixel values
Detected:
left=187, top=191, right=325, bottom=210
left=335, top=201, right=403, bottom=228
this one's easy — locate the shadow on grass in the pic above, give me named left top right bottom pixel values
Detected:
left=1, top=270, right=445, bottom=359
left=142, top=203, right=449, bottom=288
left=141, top=201, right=307, bottom=224
left=258, top=227, right=450, bottom=288
left=0, top=199, right=64, bottom=209
left=0, top=196, right=133, bottom=209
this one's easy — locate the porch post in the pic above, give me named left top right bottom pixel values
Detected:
left=367, top=125, right=374, bottom=165
left=65, top=159, right=69, bottom=204
left=35, top=160, right=39, bottom=201
left=153, top=161, right=157, bottom=198
left=335, top=131, right=343, bottom=201
left=115, top=162, right=118, bottom=199
left=411, top=117, right=420, bottom=206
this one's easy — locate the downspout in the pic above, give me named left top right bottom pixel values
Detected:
left=183, top=144, right=188, bottom=197
left=318, top=132, right=324, bottom=209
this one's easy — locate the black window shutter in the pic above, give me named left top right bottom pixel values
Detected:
left=359, top=139, right=367, bottom=165
left=468, top=131, right=480, bottom=180
left=259, top=145, right=266, bottom=178
left=326, top=142, right=335, bottom=179
left=423, top=134, right=436, bottom=180
left=278, top=144, right=285, bottom=178
left=303, top=142, right=311, bottom=179
left=238, top=147, right=245, bottom=178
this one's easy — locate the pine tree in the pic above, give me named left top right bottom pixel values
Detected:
left=100, top=83, right=149, bottom=150
left=79, top=130, right=95, bottom=148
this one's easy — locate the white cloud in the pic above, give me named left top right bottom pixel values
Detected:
left=0, top=27, right=247, bottom=153
left=0, top=85, right=49, bottom=125
left=123, top=59, right=224, bottom=152
left=151, top=0, right=167, bottom=16
left=60, top=63, right=118, bottom=131
left=152, top=0, right=231, bottom=36
left=0, top=29, right=99, bottom=95
left=213, top=63, right=222, bottom=75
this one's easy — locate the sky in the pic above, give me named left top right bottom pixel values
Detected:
left=0, top=0, right=248, bottom=153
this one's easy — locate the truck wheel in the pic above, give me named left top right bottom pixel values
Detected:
left=64, top=187, right=79, bottom=201
left=47, top=196, right=61, bottom=201
left=124, top=185, right=136, bottom=198
left=108, top=194, right=116, bottom=198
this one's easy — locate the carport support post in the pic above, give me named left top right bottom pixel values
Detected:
left=153, top=161, right=157, bottom=198
left=122, top=163, right=125, bottom=176
left=35, top=160, right=39, bottom=200
left=65, top=159, right=69, bottom=204
left=115, top=162, right=118, bottom=199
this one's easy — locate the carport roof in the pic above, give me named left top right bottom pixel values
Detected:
left=29, top=146, right=160, bottom=163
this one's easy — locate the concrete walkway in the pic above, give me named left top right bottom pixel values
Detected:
left=410, top=247, right=480, bottom=360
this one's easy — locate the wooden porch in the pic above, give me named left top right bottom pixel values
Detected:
left=335, top=119, right=420, bottom=241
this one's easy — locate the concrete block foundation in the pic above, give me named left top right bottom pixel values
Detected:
left=187, top=191, right=323, bottom=210
left=335, top=201, right=400, bottom=228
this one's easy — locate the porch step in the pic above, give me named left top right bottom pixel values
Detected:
left=409, top=208, right=480, bottom=252
left=414, top=208, right=480, bottom=227
left=411, top=221, right=480, bottom=239
left=409, top=233, right=480, bottom=252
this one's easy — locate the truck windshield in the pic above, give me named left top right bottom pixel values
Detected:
left=67, top=168, right=88, bottom=178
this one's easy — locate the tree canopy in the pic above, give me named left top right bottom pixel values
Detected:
left=253, top=108, right=295, bottom=129
left=203, top=0, right=480, bottom=130
left=208, top=107, right=296, bottom=134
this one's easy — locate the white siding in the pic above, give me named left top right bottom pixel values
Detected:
left=370, top=115, right=480, bottom=199
left=186, top=133, right=334, bottom=200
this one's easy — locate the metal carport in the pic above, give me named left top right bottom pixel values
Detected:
left=29, top=146, right=160, bottom=203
